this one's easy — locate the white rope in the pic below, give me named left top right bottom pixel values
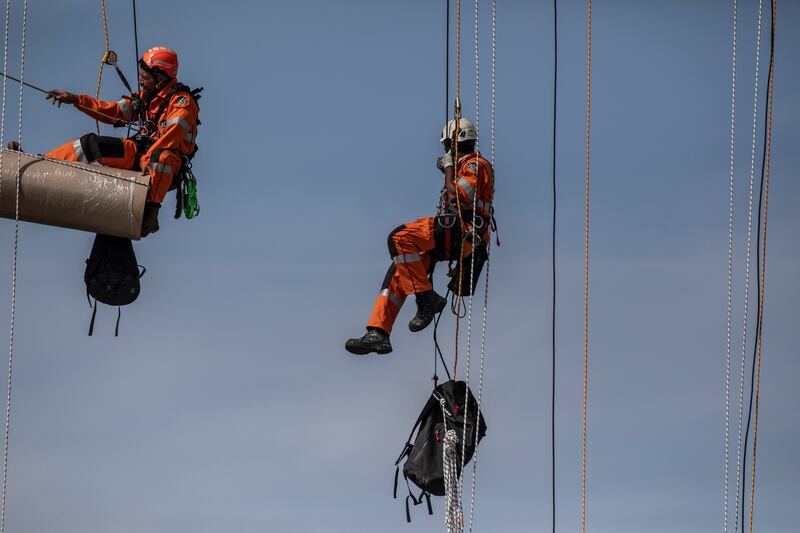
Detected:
left=458, top=0, right=480, bottom=504
left=733, top=1, right=764, bottom=531
left=465, top=2, right=494, bottom=531
left=1, top=1, right=27, bottom=530
left=0, top=0, right=9, bottom=204
left=440, top=398, right=464, bottom=533
left=722, top=0, right=737, bottom=530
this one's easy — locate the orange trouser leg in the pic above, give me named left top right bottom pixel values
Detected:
left=46, top=134, right=138, bottom=171
left=367, top=264, right=409, bottom=334
left=389, top=217, right=436, bottom=295
left=145, top=149, right=180, bottom=204
left=366, top=218, right=436, bottom=333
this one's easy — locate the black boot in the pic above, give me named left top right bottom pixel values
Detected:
left=408, top=290, right=447, bottom=332
left=345, top=328, right=392, bottom=355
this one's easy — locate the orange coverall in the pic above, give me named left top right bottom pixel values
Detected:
left=367, top=152, right=494, bottom=333
left=46, top=79, right=199, bottom=204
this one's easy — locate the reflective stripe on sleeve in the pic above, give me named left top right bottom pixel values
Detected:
left=379, top=289, right=405, bottom=308
left=117, top=99, right=132, bottom=121
left=457, top=177, right=475, bottom=201
left=165, top=116, right=191, bottom=131
left=393, top=253, right=422, bottom=264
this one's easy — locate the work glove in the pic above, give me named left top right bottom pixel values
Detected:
left=141, top=201, right=161, bottom=238
left=436, top=150, right=454, bottom=173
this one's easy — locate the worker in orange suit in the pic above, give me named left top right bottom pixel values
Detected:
left=346, top=117, right=494, bottom=355
left=45, top=46, right=199, bottom=237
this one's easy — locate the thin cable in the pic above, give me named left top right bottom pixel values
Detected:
left=551, top=0, right=558, bottom=531
left=1, top=2, right=26, bottom=531
left=94, top=0, right=110, bottom=134
left=746, top=3, right=774, bottom=530
left=582, top=1, right=592, bottom=532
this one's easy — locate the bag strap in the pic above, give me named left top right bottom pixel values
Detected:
left=115, top=306, right=121, bottom=337
left=88, top=299, right=97, bottom=336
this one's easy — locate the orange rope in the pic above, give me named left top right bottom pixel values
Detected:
left=582, top=0, right=592, bottom=531
left=452, top=0, right=463, bottom=380
left=747, top=2, right=774, bottom=530
left=93, top=0, right=110, bottom=134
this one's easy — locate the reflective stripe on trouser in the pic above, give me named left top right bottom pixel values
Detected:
left=45, top=135, right=138, bottom=169
left=388, top=217, right=436, bottom=295
left=147, top=149, right=181, bottom=203
left=367, top=264, right=413, bottom=334
left=366, top=218, right=436, bottom=333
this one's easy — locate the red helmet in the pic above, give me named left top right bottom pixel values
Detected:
left=140, top=46, right=179, bottom=79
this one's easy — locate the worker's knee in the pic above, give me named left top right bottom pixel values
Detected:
left=387, top=224, right=406, bottom=257
left=79, top=133, right=125, bottom=162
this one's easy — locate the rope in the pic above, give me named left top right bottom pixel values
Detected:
left=465, top=3, right=495, bottom=530
left=582, top=1, right=592, bottom=531
left=732, top=1, right=764, bottom=531
left=93, top=0, right=111, bottom=134
left=721, top=0, right=737, bottom=529
left=0, top=0, right=8, bottom=206
left=747, top=3, right=774, bottom=530
left=551, top=0, right=558, bottom=531
left=445, top=0, right=450, bottom=127
left=452, top=0, right=463, bottom=380
left=1, top=1, right=26, bottom=530
left=457, top=0, right=481, bottom=524
left=132, top=0, right=140, bottom=92
left=440, top=398, right=464, bottom=533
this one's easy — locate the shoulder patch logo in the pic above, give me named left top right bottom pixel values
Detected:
left=174, top=96, right=189, bottom=107
left=467, top=162, right=478, bottom=172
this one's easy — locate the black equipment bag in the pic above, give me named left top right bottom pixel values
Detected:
left=393, top=380, right=487, bottom=522
left=447, top=241, right=488, bottom=297
left=84, top=234, right=145, bottom=336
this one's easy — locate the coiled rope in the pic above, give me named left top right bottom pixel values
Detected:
left=1, top=0, right=27, bottom=531
left=441, top=398, right=464, bottom=533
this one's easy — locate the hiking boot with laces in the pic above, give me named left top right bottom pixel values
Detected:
left=408, top=290, right=447, bottom=332
left=345, top=328, right=392, bottom=355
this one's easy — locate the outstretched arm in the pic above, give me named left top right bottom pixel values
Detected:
left=46, top=90, right=135, bottom=126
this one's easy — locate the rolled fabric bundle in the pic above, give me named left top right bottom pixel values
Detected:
left=0, top=149, right=149, bottom=239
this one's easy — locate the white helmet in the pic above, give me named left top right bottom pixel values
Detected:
left=440, top=117, right=478, bottom=143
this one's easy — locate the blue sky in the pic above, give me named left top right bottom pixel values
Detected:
left=0, top=1, right=798, bottom=532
